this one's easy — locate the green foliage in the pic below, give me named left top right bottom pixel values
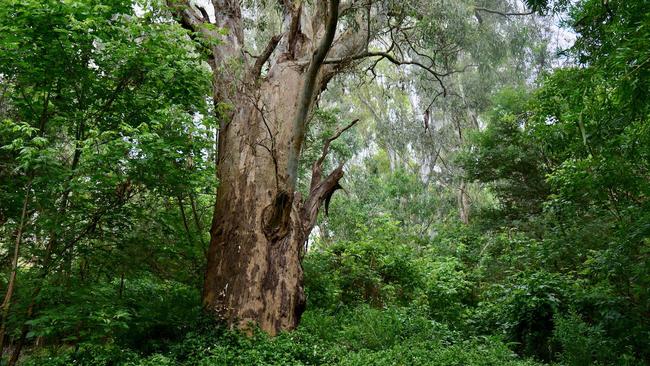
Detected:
left=5, top=276, right=199, bottom=353
left=305, top=217, right=424, bottom=309
left=20, top=344, right=139, bottom=366
left=474, top=271, right=568, bottom=361
left=324, top=160, right=444, bottom=242
left=456, top=1, right=650, bottom=363
left=458, top=87, right=549, bottom=218
left=305, top=216, right=473, bottom=324
left=0, top=0, right=213, bottom=361
left=552, top=312, right=621, bottom=366
left=22, top=306, right=539, bottom=366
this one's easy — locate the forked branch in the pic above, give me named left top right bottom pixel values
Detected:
left=250, top=35, right=282, bottom=78
left=302, top=118, right=359, bottom=234
left=313, top=118, right=359, bottom=173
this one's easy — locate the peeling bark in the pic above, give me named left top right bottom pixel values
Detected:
left=203, top=63, right=309, bottom=334
left=172, top=0, right=366, bottom=335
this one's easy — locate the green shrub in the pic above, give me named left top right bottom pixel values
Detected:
left=421, top=257, right=471, bottom=322
left=337, top=338, right=540, bottom=366
left=553, top=312, right=615, bottom=366
left=20, top=305, right=544, bottom=366
left=304, top=218, right=424, bottom=309
left=20, top=343, right=139, bottom=366
left=305, top=216, right=472, bottom=323
left=474, top=271, right=568, bottom=361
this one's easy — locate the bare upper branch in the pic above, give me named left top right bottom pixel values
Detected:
left=313, top=119, right=359, bottom=175
left=474, top=7, right=534, bottom=17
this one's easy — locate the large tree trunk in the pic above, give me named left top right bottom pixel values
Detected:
left=202, top=49, right=353, bottom=332
left=172, top=0, right=366, bottom=335
left=203, top=64, right=309, bottom=334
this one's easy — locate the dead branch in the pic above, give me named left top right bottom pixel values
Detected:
left=474, top=7, right=534, bottom=17
left=314, top=118, right=360, bottom=172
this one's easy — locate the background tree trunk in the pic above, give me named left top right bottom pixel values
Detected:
left=458, top=180, right=470, bottom=224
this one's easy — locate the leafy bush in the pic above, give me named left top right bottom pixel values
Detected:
left=305, top=216, right=473, bottom=325
left=474, top=271, right=569, bottom=361
left=421, top=257, right=471, bottom=323
left=13, top=275, right=199, bottom=355
left=304, top=216, right=425, bottom=309
left=553, top=312, right=626, bottom=366
left=20, top=343, right=139, bottom=366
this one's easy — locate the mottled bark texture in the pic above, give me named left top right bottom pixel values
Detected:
left=171, top=0, right=368, bottom=334
left=204, top=64, right=310, bottom=333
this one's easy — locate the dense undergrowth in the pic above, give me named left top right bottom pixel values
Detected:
left=16, top=236, right=541, bottom=366
left=20, top=307, right=538, bottom=366
left=16, top=217, right=647, bottom=365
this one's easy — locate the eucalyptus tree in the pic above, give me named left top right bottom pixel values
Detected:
left=409, top=1, right=554, bottom=224
left=169, top=0, right=557, bottom=334
left=322, top=1, right=554, bottom=228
